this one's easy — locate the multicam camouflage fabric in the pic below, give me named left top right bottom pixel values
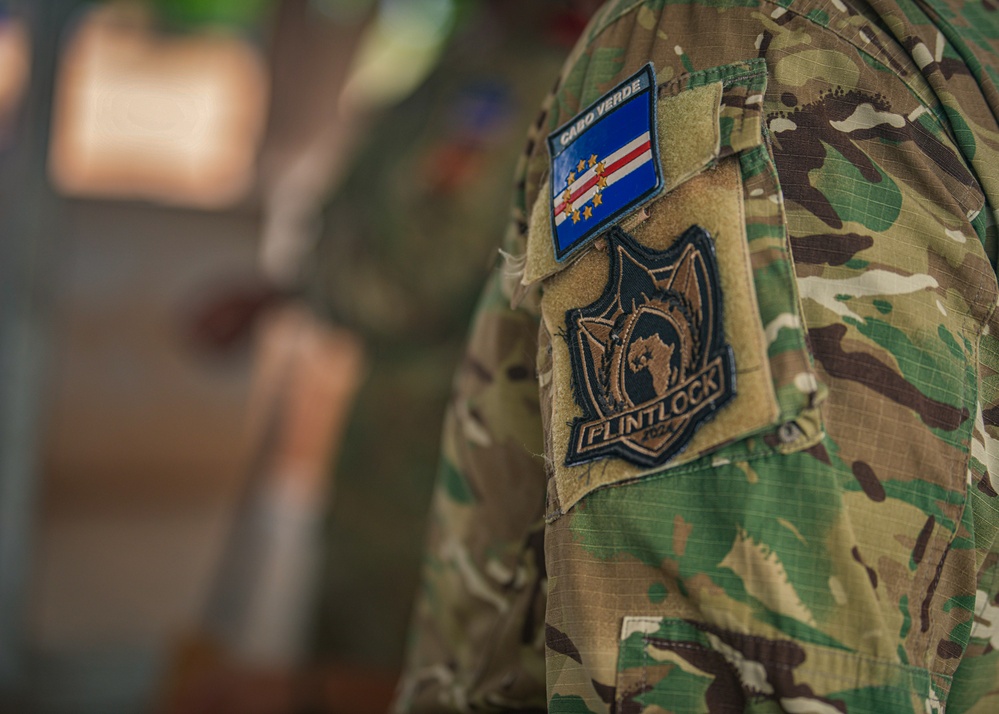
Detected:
left=304, top=2, right=570, bottom=669
left=395, top=1, right=999, bottom=712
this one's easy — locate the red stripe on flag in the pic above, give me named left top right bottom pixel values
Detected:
left=554, top=140, right=652, bottom=217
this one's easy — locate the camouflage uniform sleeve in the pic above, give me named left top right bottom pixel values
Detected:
left=399, top=1, right=999, bottom=712
left=527, top=1, right=999, bottom=713
left=391, top=103, right=556, bottom=708
left=390, top=265, right=549, bottom=713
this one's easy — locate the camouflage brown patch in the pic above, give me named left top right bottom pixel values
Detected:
left=564, top=225, right=735, bottom=467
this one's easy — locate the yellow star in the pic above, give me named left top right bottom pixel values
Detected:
left=589, top=154, right=598, bottom=168
left=562, top=188, right=572, bottom=203
left=596, top=162, right=605, bottom=173
left=567, top=172, right=576, bottom=185
left=593, top=192, right=603, bottom=206
left=572, top=209, right=581, bottom=224
left=583, top=205, right=593, bottom=220
left=597, top=175, right=608, bottom=188
left=577, top=159, right=586, bottom=172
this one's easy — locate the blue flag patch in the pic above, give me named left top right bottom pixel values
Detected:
left=548, top=64, right=662, bottom=262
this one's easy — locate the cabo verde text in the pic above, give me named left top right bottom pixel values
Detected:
left=557, top=77, right=647, bottom=148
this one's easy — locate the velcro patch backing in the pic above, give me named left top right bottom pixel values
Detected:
left=542, top=160, right=779, bottom=517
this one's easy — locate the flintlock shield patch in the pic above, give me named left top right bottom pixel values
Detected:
left=565, top=225, right=736, bottom=468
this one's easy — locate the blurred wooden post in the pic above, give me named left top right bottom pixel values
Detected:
left=212, top=305, right=365, bottom=664
left=154, top=306, right=365, bottom=713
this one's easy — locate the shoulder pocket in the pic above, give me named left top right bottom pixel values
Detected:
left=526, top=60, right=827, bottom=521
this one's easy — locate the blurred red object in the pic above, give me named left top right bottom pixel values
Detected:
left=182, top=278, right=286, bottom=356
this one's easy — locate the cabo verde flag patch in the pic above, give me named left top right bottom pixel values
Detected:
left=548, top=64, right=662, bottom=261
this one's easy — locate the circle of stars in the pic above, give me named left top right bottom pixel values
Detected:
left=563, top=153, right=607, bottom=224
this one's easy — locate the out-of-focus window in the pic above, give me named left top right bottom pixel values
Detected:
left=47, top=2, right=270, bottom=209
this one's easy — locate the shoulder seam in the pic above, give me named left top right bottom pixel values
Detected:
left=587, top=0, right=645, bottom=46
left=759, top=0, right=941, bottom=113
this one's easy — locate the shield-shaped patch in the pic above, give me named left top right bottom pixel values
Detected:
left=565, top=225, right=736, bottom=468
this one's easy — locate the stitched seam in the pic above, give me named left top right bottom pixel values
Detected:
left=589, top=0, right=646, bottom=45
left=757, top=0, right=986, bottom=217
left=641, top=626, right=952, bottom=681
left=658, top=63, right=768, bottom=99
left=639, top=638, right=944, bottom=690
left=758, top=0, right=938, bottom=110
left=927, top=243, right=997, bottom=668
left=740, top=141, right=819, bottom=421
left=544, top=430, right=793, bottom=522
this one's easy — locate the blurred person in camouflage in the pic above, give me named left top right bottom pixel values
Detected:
left=393, top=0, right=999, bottom=712
left=303, top=0, right=588, bottom=679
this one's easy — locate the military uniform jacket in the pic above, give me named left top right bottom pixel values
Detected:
left=394, top=1, right=999, bottom=712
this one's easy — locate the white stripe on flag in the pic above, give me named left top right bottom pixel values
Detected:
left=552, top=131, right=652, bottom=201
left=553, top=149, right=653, bottom=226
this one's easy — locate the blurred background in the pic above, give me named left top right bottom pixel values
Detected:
left=0, top=1, right=592, bottom=712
